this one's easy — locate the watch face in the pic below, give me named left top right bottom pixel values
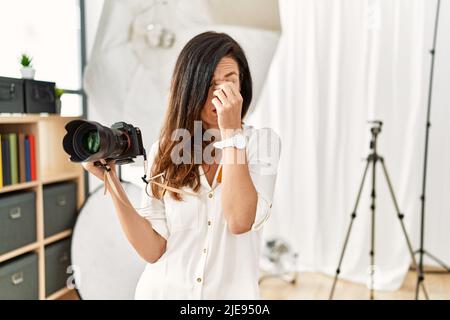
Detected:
left=233, top=134, right=247, bottom=149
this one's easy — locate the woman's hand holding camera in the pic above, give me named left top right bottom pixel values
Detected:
left=212, top=81, right=243, bottom=137
left=82, top=159, right=117, bottom=181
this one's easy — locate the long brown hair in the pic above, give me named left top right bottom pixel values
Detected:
left=150, top=31, right=253, bottom=200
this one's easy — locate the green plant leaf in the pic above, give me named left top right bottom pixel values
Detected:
left=55, top=87, right=65, bottom=99
left=20, top=53, right=33, bottom=67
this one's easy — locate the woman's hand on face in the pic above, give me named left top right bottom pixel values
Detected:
left=82, top=159, right=117, bottom=181
left=212, top=81, right=243, bottom=134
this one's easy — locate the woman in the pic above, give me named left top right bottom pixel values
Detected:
left=83, top=31, right=281, bottom=299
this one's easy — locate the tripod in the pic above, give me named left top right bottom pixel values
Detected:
left=329, top=121, right=428, bottom=300
left=415, top=0, right=450, bottom=300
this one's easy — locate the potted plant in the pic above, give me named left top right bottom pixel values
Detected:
left=20, top=53, right=35, bottom=79
left=55, top=87, right=64, bottom=114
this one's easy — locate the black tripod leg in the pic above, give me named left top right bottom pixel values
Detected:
left=369, top=154, right=377, bottom=300
left=412, top=249, right=450, bottom=273
left=379, top=158, right=429, bottom=300
left=329, top=159, right=370, bottom=300
left=422, top=251, right=450, bottom=272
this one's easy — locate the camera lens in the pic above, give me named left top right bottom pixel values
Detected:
left=82, top=130, right=100, bottom=154
left=63, top=120, right=131, bottom=163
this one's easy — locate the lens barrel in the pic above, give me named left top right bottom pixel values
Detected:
left=62, top=120, right=143, bottom=164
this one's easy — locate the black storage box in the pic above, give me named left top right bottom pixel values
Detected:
left=45, top=238, right=71, bottom=296
left=43, top=182, right=77, bottom=237
left=24, top=79, right=56, bottom=114
left=0, top=252, right=39, bottom=300
left=0, top=76, right=25, bottom=113
left=0, top=191, right=37, bottom=255
left=0, top=77, right=56, bottom=114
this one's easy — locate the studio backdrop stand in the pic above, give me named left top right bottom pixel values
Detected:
left=329, top=121, right=427, bottom=300
left=414, top=0, right=450, bottom=300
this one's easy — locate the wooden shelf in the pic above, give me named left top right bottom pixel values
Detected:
left=0, top=114, right=81, bottom=124
left=0, top=242, right=39, bottom=264
left=0, top=114, right=44, bottom=124
left=46, top=287, right=74, bottom=300
left=41, top=171, right=83, bottom=185
left=43, top=230, right=73, bottom=246
left=0, top=180, right=39, bottom=194
left=0, top=115, right=85, bottom=300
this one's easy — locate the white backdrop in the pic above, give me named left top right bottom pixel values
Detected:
left=248, top=0, right=450, bottom=291
left=85, top=0, right=281, bottom=192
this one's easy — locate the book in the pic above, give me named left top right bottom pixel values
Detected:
left=2, top=135, right=11, bottom=186
left=25, top=136, right=31, bottom=182
left=0, top=133, right=2, bottom=188
left=9, top=133, right=18, bottom=184
left=18, top=133, right=26, bottom=183
left=29, top=134, right=37, bottom=181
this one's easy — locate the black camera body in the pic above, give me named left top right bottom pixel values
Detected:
left=109, top=121, right=145, bottom=165
left=62, top=119, right=145, bottom=166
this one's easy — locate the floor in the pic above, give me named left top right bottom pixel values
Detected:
left=259, top=270, right=450, bottom=300
left=59, top=269, right=450, bottom=300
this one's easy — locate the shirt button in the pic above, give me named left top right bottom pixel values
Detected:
left=208, top=193, right=213, bottom=199
left=208, top=220, right=212, bottom=226
left=203, top=248, right=207, bottom=254
left=197, top=277, right=202, bottom=283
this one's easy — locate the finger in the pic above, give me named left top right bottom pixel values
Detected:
left=213, top=89, right=228, bottom=106
left=216, top=81, right=239, bottom=97
left=228, top=82, right=242, bottom=100
left=212, top=97, right=223, bottom=111
left=217, top=83, right=235, bottom=101
left=83, top=161, right=96, bottom=170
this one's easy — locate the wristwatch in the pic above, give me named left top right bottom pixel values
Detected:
left=213, top=132, right=247, bottom=150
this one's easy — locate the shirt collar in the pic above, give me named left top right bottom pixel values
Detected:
left=198, top=164, right=222, bottom=191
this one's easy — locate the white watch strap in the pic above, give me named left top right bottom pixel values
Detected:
left=214, top=137, right=233, bottom=149
left=214, top=132, right=247, bottom=149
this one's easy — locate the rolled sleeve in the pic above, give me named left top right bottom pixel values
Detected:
left=135, top=142, right=170, bottom=240
left=246, top=127, right=281, bottom=231
left=251, top=194, right=272, bottom=231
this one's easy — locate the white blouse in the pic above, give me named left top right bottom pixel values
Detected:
left=134, top=125, right=281, bottom=300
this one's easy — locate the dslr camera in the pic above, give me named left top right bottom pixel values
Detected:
left=62, top=120, right=145, bottom=166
